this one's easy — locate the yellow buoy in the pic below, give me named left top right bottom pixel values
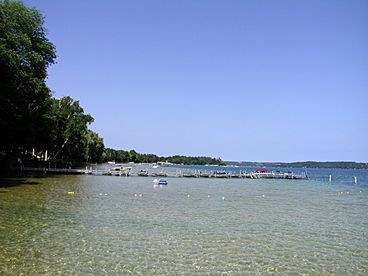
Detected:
left=67, top=191, right=75, bottom=195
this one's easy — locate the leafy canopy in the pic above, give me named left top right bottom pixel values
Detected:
left=0, top=0, right=56, bottom=151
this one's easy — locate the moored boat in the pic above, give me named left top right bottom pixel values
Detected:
left=182, top=172, right=197, bottom=177
left=158, top=161, right=171, bottom=167
left=137, top=170, right=149, bottom=176
left=199, top=171, right=211, bottom=178
left=214, top=171, right=230, bottom=178
left=250, top=169, right=274, bottom=179
left=109, top=166, right=131, bottom=176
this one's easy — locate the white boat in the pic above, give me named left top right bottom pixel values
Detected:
left=109, top=166, right=131, bottom=176
left=284, top=171, right=308, bottom=179
left=250, top=169, right=274, bottom=178
left=214, top=171, right=230, bottom=178
left=158, top=161, right=171, bottom=167
left=137, top=170, right=149, bottom=176
left=199, top=172, right=211, bottom=178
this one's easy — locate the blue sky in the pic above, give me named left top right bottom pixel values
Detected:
left=24, top=0, right=368, bottom=162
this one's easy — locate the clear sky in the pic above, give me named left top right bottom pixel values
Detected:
left=23, top=0, right=368, bottom=162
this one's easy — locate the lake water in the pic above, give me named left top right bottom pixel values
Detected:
left=1, top=167, right=367, bottom=274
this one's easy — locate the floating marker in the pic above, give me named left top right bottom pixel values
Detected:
left=187, top=194, right=190, bottom=198
left=67, top=191, right=75, bottom=195
left=221, top=196, right=225, bottom=201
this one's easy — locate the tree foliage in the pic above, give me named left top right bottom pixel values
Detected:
left=0, top=0, right=56, bottom=152
left=47, top=96, right=100, bottom=163
left=0, top=1, right=104, bottom=166
left=165, top=155, right=225, bottom=166
left=102, top=148, right=225, bottom=165
left=85, top=129, right=105, bottom=163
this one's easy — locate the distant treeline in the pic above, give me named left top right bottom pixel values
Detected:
left=226, top=161, right=368, bottom=169
left=103, top=148, right=225, bottom=166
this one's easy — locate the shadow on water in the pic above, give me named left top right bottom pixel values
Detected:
left=0, top=177, right=42, bottom=188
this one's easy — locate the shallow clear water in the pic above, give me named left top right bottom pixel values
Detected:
left=1, top=173, right=368, bottom=274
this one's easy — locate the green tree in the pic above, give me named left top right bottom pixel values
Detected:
left=47, top=96, right=94, bottom=163
left=128, top=150, right=139, bottom=163
left=0, top=0, right=56, bottom=154
left=85, top=129, right=105, bottom=163
left=117, top=150, right=130, bottom=163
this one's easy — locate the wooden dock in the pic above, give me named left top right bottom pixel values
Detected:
left=15, top=167, right=307, bottom=180
left=18, top=167, right=90, bottom=175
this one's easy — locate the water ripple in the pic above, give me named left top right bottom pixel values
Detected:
left=0, top=175, right=367, bottom=274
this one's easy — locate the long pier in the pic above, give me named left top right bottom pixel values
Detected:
left=18, top=167, right=90, bottom=175
left=14, top=166, right=364, bottom=183
left=15, top=166, right=307, bottom=179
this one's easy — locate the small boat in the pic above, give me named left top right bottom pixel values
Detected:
left=250, top=169, right=274, bottom=179
left=284, top=171, right=308, bottom=179
left=199, top=172, right=211, bottom=178
left=182, top=172, right=197, bottom=178
left=109, top=166, right=130, bottom=176
left=158, top=161, right=171, bottom=167
left=214, top=171, right=230, bottom=178
left=137, top=170, right=149, bottom=176
left=158, top=179, right=168, bottom=185
left=153, top=171, right=168, bottom=177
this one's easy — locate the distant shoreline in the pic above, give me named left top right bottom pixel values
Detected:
left=225, top=161, right=368, bottom=170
